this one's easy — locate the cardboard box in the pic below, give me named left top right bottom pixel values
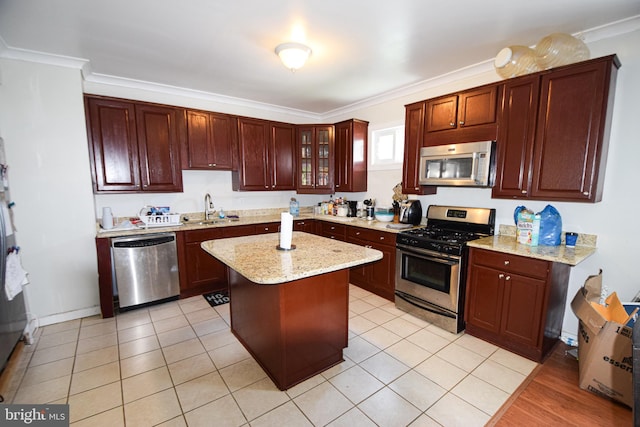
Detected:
left=570, top=269, right=634, bottom=407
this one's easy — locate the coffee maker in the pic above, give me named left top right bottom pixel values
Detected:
left=346, top=201, right=358, bottom=217
left=399, top=200, right=423, bottom=225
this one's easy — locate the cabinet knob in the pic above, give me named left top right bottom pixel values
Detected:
left=499, top=274, right=505, bottom=279
left=504, top=260, right=510, bottom=265
left=208, top=163, right=216, bottom=167
left=459, top=121, right=465, bottom=125
left=356, top=232, right=360, bottom=235
left=336, top=184, right=340, bottom=188
left=521, top=190, right=527, bottom=194
left=505, top=276, right=511, bottom=281
left=380, top=236, right=385, bottom=240
left=583, top=191, right=589, bottom=196
left=415, top=187, right=419, bottom=191
left=449, top=122, right=455, bottom=127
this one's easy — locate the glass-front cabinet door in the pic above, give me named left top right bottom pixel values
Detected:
left=297, top=125, right=334, bottom=193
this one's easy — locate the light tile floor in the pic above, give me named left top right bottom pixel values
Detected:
left=7, top=285, right=538, bottom=426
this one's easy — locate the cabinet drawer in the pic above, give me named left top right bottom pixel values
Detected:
left=471, top=248, right=549, bottom=279
left=347, top=227, right=395, bottom=247
left=184, top=228, right=224, bottom=243
left=256, top=222, right=279, bottom=234
left=222, top=225, right=256, bottom=238
left=320, top=222, right=346, bottom=240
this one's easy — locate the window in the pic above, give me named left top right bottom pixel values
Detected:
left=370, top=125, right=404, bottom=170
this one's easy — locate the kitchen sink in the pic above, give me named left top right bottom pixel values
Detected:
left=187, top=218, right=240, bottom=226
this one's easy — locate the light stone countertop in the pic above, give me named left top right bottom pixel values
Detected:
left=468, top=227, right=597, bottom=266
left=201, top=231, right=383, bottom=284
left=96, top=209, right=419, bottom=238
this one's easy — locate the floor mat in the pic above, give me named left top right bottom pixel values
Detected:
left=203, top=291, right=230, bottom=307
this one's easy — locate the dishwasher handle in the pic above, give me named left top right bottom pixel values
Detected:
left=113, top=234, right=175, bottom=248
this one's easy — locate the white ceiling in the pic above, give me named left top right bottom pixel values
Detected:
left=1, top=0, right=639, bottom=115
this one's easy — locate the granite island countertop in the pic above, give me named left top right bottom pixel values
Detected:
left=201, top=231, right=383, bottom=284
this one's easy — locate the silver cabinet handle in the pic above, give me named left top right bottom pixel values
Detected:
left=208, top=163, right=217, bottom=167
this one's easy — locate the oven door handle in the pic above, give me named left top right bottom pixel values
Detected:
left=397, top=246, right=459, bottom=266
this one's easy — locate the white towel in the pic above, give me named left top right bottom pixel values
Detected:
left=5, top=251, right=28, bottom=300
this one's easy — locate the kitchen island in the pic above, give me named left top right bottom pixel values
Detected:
left=201, top=231, right=382, bottom=390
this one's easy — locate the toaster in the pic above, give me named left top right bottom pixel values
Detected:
left=399, top=200, right=423, bottom=225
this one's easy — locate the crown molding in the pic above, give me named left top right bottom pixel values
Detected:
left=82, top=73, right=323, bottom=121
left=1, top=15, right=638, bottom=120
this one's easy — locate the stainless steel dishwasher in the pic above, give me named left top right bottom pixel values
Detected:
left=111, top=232, right=180, bottom=309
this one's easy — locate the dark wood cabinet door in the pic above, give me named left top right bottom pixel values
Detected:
left=493, top=75, right=540, bottom=198
left=530, top=58, right=616, bottom=202
left=178, top=229, right=227, bottom=297
left=458, top=85, right=499, bottom=128
left=368, top=240, right=396, bottom=301
left=423, top=84, right=500, bottom=146
left=500, top=273, right=545, bottom=348
left=270, top=123, right=296, bottom=190
left=135, top=104, right=183, bottom=192
left=236, top=117, right=270, bottom=190
left=465, top=263, right=504, bottom=335
left=348, top=236, right=370, bottom=290
left=425, top=95, right=458, bottom=132
left=184, top=110, right=235, bottom=170
left=86, top=97, right=141, bottom=192
left=334, top=119, right=368, bottom=192
left=402, top=101, right=437, bottom=196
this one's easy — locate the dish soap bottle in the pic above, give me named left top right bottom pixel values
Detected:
left=289, top=197, right=299, bottom=217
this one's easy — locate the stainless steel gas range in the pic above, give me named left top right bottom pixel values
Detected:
left=395, top=205, right=495, bottom=333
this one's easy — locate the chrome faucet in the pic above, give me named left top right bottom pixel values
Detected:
left=204, top=193, right=214, bottom=220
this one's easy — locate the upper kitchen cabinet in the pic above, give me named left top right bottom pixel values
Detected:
left=493, top=55, right=620, bottom=202
left=85, top=95, right=184, bottom=193
left=182, top=109, right=236, bottom=170
left=297, top=125, right=334, bottom=194
left=232, top=117, right=296, bottom=191
left=424, top=84, right=501, bottom=146
left=334, top=119, right=368, bottom=192
left=402, top=101, right=437, bottom=195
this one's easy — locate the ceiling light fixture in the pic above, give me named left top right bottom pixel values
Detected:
left=275, top=42, right=312, bottom=72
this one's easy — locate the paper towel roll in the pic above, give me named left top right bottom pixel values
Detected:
left=280, top=212, right=293, bottom=249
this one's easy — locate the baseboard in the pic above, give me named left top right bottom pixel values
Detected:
left=35, top=306, right=102, bottom=328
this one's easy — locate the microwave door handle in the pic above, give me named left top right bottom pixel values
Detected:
left=470, top=153, right=480, bottom=183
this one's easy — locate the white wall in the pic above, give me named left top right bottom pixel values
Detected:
left=0, top=60, right=100, bottom=324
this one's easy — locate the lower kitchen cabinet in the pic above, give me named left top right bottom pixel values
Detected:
left=177, top=229, right=227, bottom=298
left=464, top=247, right=570, bottom=362
left=321, top=222, right=346, bottom=241
left=347, top=227, right=396, bottom=301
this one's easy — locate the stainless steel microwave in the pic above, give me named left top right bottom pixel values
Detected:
left=418, top=141, right=496, bottom=187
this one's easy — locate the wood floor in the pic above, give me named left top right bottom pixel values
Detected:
left=488, top=342, right=632, bottom=426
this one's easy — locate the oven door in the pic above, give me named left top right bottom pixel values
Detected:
left=395, top=244, right=460, bottom=313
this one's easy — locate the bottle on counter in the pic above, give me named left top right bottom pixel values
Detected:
left=289, top=197, right=300, bottom=217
